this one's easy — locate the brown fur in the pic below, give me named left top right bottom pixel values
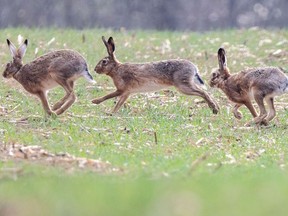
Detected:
left=92, top=36, right=219, bottom=114
left=209, top=48, right=288, bottom=126
left=3, top=39, right=95, bottom=116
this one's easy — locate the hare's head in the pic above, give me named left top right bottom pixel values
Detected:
left=3, top=39, right=28, bottom=79
left=209, top=47, right=230, bottom=87
left=95, top=36, right=119, bottom=75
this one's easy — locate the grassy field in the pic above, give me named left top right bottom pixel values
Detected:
left=0, top=28, right=288, bottom=216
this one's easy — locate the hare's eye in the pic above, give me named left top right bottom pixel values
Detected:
left=102, top=59, right=107, bottom=65
left=212, top=72, right=216, bottom=78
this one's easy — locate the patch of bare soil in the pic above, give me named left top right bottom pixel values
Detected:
left=0, top=143, right=120, bottom=176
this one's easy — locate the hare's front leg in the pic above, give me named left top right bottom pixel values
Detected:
left=36, top=91, right=56, bottom=116
left=92, top=90, right=122, bottom=104
left=113, top=93, right=130, bottom=113
left=242, top=100, right=259, bottom=126
left=232, top=103, right=244, bottom=119
left=243, top=100, right=258, bottom=118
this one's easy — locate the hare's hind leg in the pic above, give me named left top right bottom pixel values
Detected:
left=176, top=83, right=219, bottom=114
left=253, top=91, right=267, bottom=124
left=36, top=91, right=55, bottom=116
left=55, top=92, right=76, bottom=115
left=52, top=92, right=70, bottom=111
left=262, top=97, right=276, bottom=125
left=54, top=81, right=76, bottom=115
left=51, top=77, right=74, bottom=111
left=52, top=93, right=71, bottom=111
left=232, top=104, right=243, bottom=119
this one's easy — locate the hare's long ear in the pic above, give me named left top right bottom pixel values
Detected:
left=102, top=36, right=115, bottom=56
left=107, top=37, right=115, bottom=54
left=218, top=48, right=227, bottom=70
left=7, top=39, right=17, bottom=57
left=18, top=39, right=28, bottom=58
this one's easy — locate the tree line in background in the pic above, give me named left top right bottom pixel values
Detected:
left=0, top=0, right=287, bottom=30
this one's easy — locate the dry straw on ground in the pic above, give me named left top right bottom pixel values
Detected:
left=0, top=143, right=120, bottom=177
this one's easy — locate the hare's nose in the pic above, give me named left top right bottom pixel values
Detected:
left=95, top=65, right=101, bottom=72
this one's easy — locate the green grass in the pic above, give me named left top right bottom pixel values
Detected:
left=0, top=28, right=288, bottom=216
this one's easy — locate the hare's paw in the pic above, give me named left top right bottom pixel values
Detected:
left=207, top=101, right=219, bottom=114
left=92, top=98, right=103, bottom=104
left=233, top=110, right=243, bottom=120
left=212, top=107, right=219, bottom=114
left=211, top=103, right=220, bottom=114
left=260, top=119, right=269, bottom=126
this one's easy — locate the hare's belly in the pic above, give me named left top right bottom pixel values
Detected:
left=131, top=81, right=170, bottom=93
left=41, top=79, right=58, bottom=91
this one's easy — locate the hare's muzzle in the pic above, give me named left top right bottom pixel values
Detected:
left=94, top=65, right=102, bottom=74
left=2, top=71, right=8, bottom=78
left=209, top=72, right=219, bottom=87
left=94, top=66, right=98, bottom=73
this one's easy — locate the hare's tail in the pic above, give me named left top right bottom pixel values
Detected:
left=195, top=73, right=205, bottom=86
left=192, top=66, right=205, bottom=86
left=83, top=68, right=96, bottom=84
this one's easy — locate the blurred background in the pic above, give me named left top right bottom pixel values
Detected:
left=0, top=0, right=287, bottom=31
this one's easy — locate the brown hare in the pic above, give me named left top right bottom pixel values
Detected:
left=92, top=36, right=219, bottom=114
left=2, top=39, right=95, bottom=116
left=209, top=47, right=288, bottom=126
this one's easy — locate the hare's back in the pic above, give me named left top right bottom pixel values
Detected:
left=27, top=49, right=87, bottom=71
left=46, top=50, right=88, bottom=74
left=18, top=50, right=89, bottom=92
left=244, top=67, right=287, bottom=82
left=245, top=67, right=288, bottom=94
left=151, top=59, right=197, bottom=74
